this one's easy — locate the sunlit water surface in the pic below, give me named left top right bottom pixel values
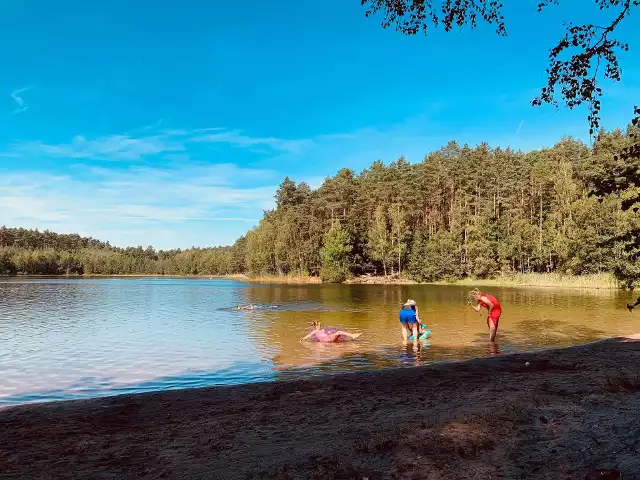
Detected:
left=0, top=277, right=636, bottom=406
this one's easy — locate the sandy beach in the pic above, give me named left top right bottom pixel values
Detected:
left=2, top=336, right=640, bottom=479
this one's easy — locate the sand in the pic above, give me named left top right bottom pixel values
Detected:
left=2, top=337, right=640, bottom=480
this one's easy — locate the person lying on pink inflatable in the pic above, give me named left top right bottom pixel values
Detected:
left=300, top=321, right=362, bottom=343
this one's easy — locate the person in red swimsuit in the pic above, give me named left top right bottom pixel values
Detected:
left=470, top=289, right=502, bottom=342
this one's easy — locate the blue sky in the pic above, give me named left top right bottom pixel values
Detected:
left=1, top=0, right=638, bottom=249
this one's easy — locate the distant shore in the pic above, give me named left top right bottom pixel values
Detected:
left=235, top=272, right=621, bottom=289
left=3, top=335, right=640, bottom=479
left=2, top=272, right=621, bottom=289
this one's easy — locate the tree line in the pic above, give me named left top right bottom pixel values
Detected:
left=0, top=228, right=240, bottom=276
left=243, top=127, right=639, bottom=285
left=1, top=127, right=638, bottom=286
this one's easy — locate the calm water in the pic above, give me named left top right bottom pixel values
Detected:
left=0, top=277, right=637, bottom=406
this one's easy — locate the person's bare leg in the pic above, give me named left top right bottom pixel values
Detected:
left=411, top=322, right=419, bottom=341
left=488, top=318, right=497, bottom=342
left=338, top=330, right=361, bottom=340
left=401, top=324, right=408, bottom=342
left=331, top=331, right=362, bottom=341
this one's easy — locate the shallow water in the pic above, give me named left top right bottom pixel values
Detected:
left=0, top=277, right=636, bottom=406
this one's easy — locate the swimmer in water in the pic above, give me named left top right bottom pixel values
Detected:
left=300, top=321, right=362, bottom=343
left=469, top=289, right=502, bottom=342
left=235, top=305, right=278, bottom=310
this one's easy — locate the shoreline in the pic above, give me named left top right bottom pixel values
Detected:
left=345, top=272, right=621, bottom=290
left=3, top=335, right=640, bottom=479
left=1, top=272, right=622, bottom=289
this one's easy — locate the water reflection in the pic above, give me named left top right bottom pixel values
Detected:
left=0, top=360, right=276, bottom=406
left=0, top=277, right=636, bottom=406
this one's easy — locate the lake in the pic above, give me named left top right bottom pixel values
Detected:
left=0, top=277, right=636, bottom=407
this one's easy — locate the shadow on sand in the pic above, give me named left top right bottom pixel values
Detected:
left=1, top=338, right=639, bottom=479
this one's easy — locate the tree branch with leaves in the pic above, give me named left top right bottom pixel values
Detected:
left=361, top=0, right=638, bottom=133
left=533, top=0, right=638, bottom=135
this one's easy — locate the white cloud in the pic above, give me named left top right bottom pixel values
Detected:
left=9, top=134, right=185, bottom=161
left=1, top=127, right=318, bottom=161
left=10, top=87, right=30, bottom=115
left=0, top=164, right=276, bottom=248
left=193, top=130, right=316, bottom=154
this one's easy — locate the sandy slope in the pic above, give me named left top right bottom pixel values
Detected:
left=2, top=337, right=640, bottom=479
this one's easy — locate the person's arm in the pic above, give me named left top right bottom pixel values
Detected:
left=480, top=296, right=494, bottom=314
left=300, top=331, right=316, bottom=342
left=471, top=302, right=482, bottom=312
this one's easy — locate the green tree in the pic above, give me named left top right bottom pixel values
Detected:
left=388, top=203, right=409, bottom=275
left=409, top=229, right=462, bottom=282
left=0, top=249, right=16, bottom=275
left=245, top=215, right=278, bottom=274
left=320, top=221, right=352, bottom=283
left=466, top=212, right=496, bottom=279
left=230, top=235, right=247, bottom=273
left=407, top=229, right=429, bottom=281
left=367, top=205, right=391, bottom=275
